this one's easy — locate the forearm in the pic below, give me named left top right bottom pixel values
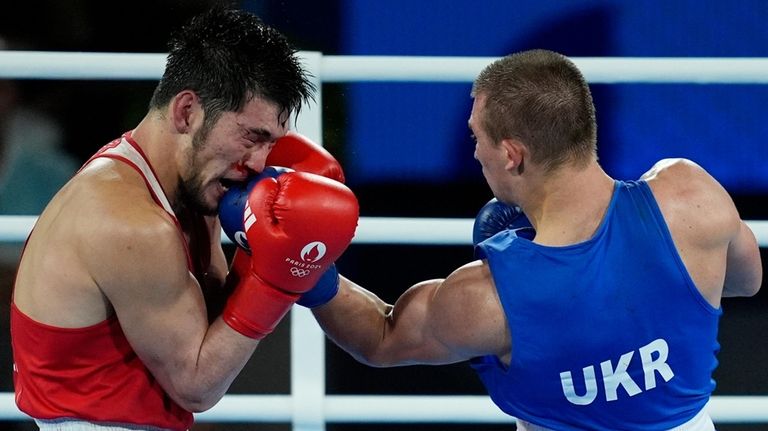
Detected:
left=178, top=278, right=260, bottom=407
left=312, top=276, right=394, bottom=366
left=158, top=318, right=259, bottom=412
left=136, top=313, right=258, bottom=413
left=181, top=319, right=259, bottom=410
left=312, top=276, right=451, bottom=367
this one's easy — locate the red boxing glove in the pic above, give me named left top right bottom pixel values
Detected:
left=266, top=131, right=346, bottom=183
left=228, top=247, right=251, bottom=282
left=223, top=171, right=358, bottom=339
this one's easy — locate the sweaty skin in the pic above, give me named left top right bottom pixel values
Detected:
left=13, top=93, right=287, bottom=412
left=310, top=95, right=761, bottom=371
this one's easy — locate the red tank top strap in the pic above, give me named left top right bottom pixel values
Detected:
left=83, top=132, right=196, bottom=271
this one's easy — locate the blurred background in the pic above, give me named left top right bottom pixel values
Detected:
left=0, top=0, right=766, bottom=430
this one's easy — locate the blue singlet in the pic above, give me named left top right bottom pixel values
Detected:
left=472, top=180, right=721, bottom=430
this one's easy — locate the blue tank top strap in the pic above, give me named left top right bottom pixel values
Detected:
left=633, top=180, right=721, bottom=314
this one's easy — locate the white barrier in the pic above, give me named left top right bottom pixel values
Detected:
left=1, top=216, right=767, bottom=247
left=1, top=52, right=766, bottom=429
left=2, top=51, right=768, bottom=83
left=1, top=393, right=768, bottom=424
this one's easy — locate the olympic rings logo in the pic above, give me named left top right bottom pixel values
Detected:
left=290, top=267, right=311, bottom=277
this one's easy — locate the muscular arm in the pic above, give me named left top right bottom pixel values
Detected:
left=312, top=260, right=510, bottom=367
left=91, top=208, right=258, bottom=412
left=643, top=158, right=762, bottom=303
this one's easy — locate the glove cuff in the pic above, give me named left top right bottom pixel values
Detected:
left=223, top=272, right=300, bottom=339
left=297, top=264, right=340, bottom=308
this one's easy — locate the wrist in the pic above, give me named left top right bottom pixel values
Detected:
left=223, top=272, right=300, bottom=339
left=297, top=264, right=340, bottom=308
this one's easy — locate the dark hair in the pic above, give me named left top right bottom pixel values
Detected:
left=149, top=7, right=315, bottom=128
left=471, top=49, right=597, bottom=171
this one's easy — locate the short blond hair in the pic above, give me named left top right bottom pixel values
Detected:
left=471, top=49, right=597, bottom=171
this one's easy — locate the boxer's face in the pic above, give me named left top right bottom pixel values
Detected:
left=470, top=95, right=507, bottom=198
left=179, top=96, right=287, bottom=215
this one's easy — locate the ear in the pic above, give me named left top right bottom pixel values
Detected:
left=170, top=90, right=202, bottom=134
left=500, top=138, right=524, bottom=173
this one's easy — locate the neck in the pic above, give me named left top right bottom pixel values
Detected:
left=131, top=113, right=182, bottom=209
left=523, top=161, right=614, bottom=246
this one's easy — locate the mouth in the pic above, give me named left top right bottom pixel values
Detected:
left=219, top=178, right=240, bottom=190
left=218, top=163, right=252, bottom=194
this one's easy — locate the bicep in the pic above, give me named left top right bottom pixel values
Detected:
left=94, top=223, right=209, bottom=387
left=314, top=276, right=448, bottom=366
left=375, top=278, right=455, bottom=365
left=380, top=261, right=508, bottom=365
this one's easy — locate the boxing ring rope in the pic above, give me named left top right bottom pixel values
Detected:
left=2, top=215, right=768, bottom=247
left=1, top=51, right=767, bottom=429
left=2, top=51, right=768, bottom=83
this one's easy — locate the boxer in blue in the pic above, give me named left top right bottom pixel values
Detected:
left=296, top=49, right=762, bottom=430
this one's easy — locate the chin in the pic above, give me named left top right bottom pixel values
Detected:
left=178, top=194, right=218, bottom=216
left=198, top=196, right=219, bottom=216
left=177, top=177, right=221, bottom=216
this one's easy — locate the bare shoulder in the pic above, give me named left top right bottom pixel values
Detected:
left=91, top=211, right=187, bottom=296
left=429, top=260, right=509, bottom=359
left=641, top=158, right=740, bottom=243
left=77, top=161, right=179, bottom=247
left=70, top=162, right=191, bottom=300
left=14, top=159, right=188, bottom=325
left=640, top=159, right=762, bottom=300
left=435, top=260, right=496, bottom=306
left=641, top=158, right=715, bottom=193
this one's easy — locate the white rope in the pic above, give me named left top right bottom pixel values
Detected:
left=1, top=52, right=766, bottom=427
left=0, top=51, right=166, bottom=80
left=1, top=216, right=767, bottom=247
left=322, top=55, right=768, bottom=84
left=1, top=393, right=766, bottom=423
left=2, top=51, right=768, bottom=83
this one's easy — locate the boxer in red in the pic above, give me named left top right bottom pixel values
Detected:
left=10, top=7, right=357, bottom=431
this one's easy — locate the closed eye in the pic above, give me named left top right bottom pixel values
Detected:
left=242, top=125, right=275, bottom=146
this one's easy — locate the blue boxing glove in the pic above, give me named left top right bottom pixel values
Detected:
left=219, top=166, right=293, bottom=252
left=218, top=165, right=341, bottom=309
left=472, top=198, right=535, bottom=246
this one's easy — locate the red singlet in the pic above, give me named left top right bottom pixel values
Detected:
left=11, top=132, right=211, bottom=430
